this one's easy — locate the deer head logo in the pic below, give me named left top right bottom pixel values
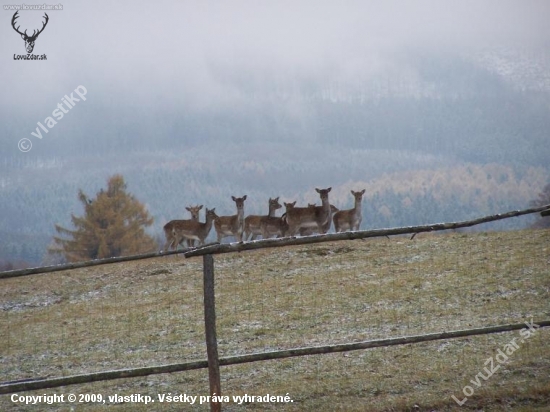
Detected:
left=11, top=11, right=49, bottom=54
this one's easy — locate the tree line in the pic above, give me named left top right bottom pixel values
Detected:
left=45, top=173, right=549, bottom=265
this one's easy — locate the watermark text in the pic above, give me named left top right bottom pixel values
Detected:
left=452, top=318, right=540, bottom=406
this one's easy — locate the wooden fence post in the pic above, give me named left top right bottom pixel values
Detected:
left=203, top=254, right=222, bottom=412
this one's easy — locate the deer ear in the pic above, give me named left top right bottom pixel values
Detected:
left=243, top=195, right=247, bottom=200
left=186, top=207, right=191, bottom=212
left=315, top=188, right=320, bottom=193
left=327, top=187, right=332, bottom=192
left=351, top=190, right=356, bottom=195
left=361, top=189, right=366, bottom=195
left=231, top=196, right=236, bottom=201
left=199, top=205, right=203, bottom=210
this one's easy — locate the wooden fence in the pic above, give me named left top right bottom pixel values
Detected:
left=1, top=204, right=549, bottom=412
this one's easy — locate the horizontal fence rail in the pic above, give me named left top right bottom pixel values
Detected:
left=0, top=248, right=189, bottom=280
left=1, top=320, right=548, bottom=395
left=1, top=203, right=549, bottom=280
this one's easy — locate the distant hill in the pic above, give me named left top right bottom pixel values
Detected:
left=1, top=47, right=549, bottom=264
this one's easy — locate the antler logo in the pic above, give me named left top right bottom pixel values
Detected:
left=11, top=11, right=49, bottom=54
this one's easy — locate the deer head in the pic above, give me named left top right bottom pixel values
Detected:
left=351, top=189, right=366, bottom=202
left=284, top=201, right=296, bottom=212
left=12, top=11, right=49, bottom=54
left=269, top=197, right=282, bottom=211
left=231, top=195, right=247, bottom=212
left=315, top=187, right=332, bottom=204
left=205, top=208, right=219, bottom=221
left=186, top=205, right=203, bottom=221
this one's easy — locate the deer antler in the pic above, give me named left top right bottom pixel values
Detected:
left=11, top=11, right=49, bottom=40
left=11, top=11, right=26, bottom=37
left=31, top=13, right=49, bottom=39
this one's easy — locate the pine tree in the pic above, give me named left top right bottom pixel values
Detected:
left=51, top=175, right=157, bottom=262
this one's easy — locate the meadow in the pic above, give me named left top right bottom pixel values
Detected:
left=1, top=229, right=549, bottom=411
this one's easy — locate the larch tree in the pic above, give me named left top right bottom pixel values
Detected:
left=51, top=175, right=157, bottom=262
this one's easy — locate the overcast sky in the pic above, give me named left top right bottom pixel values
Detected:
left=1, top=0, right=549, bottom=137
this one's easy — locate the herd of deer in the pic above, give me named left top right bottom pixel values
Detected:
left=162, top=187, right=366, bottom=251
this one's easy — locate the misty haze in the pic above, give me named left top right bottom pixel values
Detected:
left=1, top=0, right=549, bottom=265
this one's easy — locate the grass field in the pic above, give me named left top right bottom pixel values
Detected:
left=1, top=229, right=549, bottom=411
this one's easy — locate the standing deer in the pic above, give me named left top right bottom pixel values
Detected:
left=214, top=195, right=247, bottom=242
left=333, top=189, right=365, bottom=232
left=168, top=207, right=218, bottom=248
left=260, top=200, right=294, bottom=239
left=285, top=188, right=332, bottom=236
left=300, top=204, right=340, bottom=236
left=163, top=205, right=203, bottom=251
left=244, top=197, right=282, bottom=240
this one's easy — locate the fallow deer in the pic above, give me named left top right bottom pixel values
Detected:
left=333, top=189, right=365, bottom=232
left=300, top=204, right=340, bottom=236
left=259, top=200, right=295, bottom=239
left=214, top=195, right=247, bottom=242
left=244, top=197, right=282, bottom=240
left=169, top=207, right=219, bottom=247
left=285, top=188, right=332, bottom=236
left=284, top=201, right=297, bottom=210
left=163, top=205, right=203, bottom=251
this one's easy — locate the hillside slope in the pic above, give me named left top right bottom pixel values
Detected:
left=1, top=229, right=549, bottom=411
